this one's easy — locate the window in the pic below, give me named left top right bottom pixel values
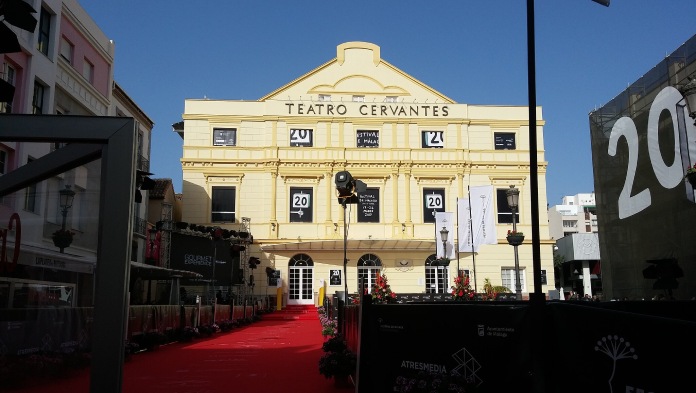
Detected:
left=289, top=128, right=313, bottom=147
left=289, top=187, right=313, bottom=222
left=562, top=220, right=576, bottom=228
left=318, top=94, right=331, bottom=102
left=24, top=158, right=38, bottom=213
left=32, top=82, right=45, bottom=114
left=59, top=36, right=73, bottom=63
left=356, top=130, right=379, bottom=148
left=358, top=188, right=379, bottom=223
left=82, top=58, right=94, bottom=84
left=385, top=96, right=397, bottom=103
left=0, top=148, right=7, bottom=175
left=421, top=130, right=444, bottom=148
left=1, top=63, right=16, bottom=113
left=459, top=269, right=470, bottom=278
left=352, top=95, right=364, bottom=102
left=425, top=254, right=449, bottom=293
left=213, top=128, right=237, bottom=146
left=494, top=132, right=516, bottom=150
left=37, top=8, right=51, bottom=56
left=357, top=254, right=382, bottom=294
left=496, top=188, right=518, bottom=224
left=501, top=268, right=525, bottom=293
left=423, top=188, right=445, bottom=223
left=211, top=186, right=236, bottom=222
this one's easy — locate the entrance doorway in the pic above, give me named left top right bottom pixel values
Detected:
left=288, top=254, right=314, bottom=305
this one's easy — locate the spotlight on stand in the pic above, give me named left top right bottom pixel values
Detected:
left=335, top=171, right=366, bottom=205
left=248, top=256, right=260, bottom=269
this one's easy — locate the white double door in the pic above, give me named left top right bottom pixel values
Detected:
left=288, top=266, right=313, bottom=305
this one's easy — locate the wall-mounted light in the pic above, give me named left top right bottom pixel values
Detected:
left=271, top=222, right=276, bottom=231
left=401, top=223, right=406, bottom=232
left=334, top=222, right=338, bottom=232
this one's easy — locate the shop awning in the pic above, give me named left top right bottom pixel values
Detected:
left=260, top=239, right=436, bottom=252
left=130, top=262, right=203, bottom=280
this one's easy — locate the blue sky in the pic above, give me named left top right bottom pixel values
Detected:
left=79, top=0, right=694, bottom=205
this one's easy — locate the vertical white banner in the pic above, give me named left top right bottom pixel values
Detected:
left=435, top=212, right=455, bottom=259
left=459, top=185, right=497, bottom=252
left=471, top=185, right=497, bottom=247
left=458, top=198, right=474, bottom=252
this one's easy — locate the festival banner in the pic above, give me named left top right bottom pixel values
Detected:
left=458, top=185, right=496, bottom=253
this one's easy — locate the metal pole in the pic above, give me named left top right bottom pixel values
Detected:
left=59, top=208, right=68, bottom=253
left=512, top=205, right=522, bottom=300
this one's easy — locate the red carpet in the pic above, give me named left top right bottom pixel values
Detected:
left=13, top=307, right=352, bottom=393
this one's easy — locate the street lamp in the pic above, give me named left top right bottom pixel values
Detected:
left=506, top=185, right=522, bottom=300
left=57, top=185, right=75, bottom=253
left=679, top=78, right=696, bottom=126
left=439, top=226, right=449, bottom=259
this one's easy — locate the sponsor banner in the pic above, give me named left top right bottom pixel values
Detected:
left=546, top=302, right=696, bottom=392
left=358, top=303, right=531, bottom=392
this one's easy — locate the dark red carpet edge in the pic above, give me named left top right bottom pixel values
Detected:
left=14, top=316, right=349, bottom=393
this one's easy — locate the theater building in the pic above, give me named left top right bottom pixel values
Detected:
left=178, top=42, right=555, bottom=304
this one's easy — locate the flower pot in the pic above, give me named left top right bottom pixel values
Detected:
left=52, top=234, right=73, bottom=249
left=686, top=172, right=696, bottom=188
left=506, top=234, right=524, bottom=246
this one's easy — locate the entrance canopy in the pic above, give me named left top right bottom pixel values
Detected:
left=260, top=239, right=435, bottom=252
left=130, top=262, right=203, bottom=280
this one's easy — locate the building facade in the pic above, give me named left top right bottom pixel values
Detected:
left=0, top=0, right=153, bottom=308
left=179, top=42, right=555, bottom=305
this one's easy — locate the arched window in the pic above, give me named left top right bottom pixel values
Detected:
left=288, top=254, right=314, bottom=304
left=357, top=254, right=382, bottom=294
left=425, top=254, right=449, bottom=293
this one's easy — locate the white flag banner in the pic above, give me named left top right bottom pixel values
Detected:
left=435, top=212, right=455, bottom=259
left=458, top=185, right=497, bottom=252
left=458, top=199, right=475, bottom=252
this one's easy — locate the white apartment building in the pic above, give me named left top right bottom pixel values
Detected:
left=547, top=192, right=597, bottom=240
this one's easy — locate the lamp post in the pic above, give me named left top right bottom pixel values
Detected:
left=506, top=185, right=522, bottom=300
left=58, top=185, right=75, bottom=253
left=679, top=78, right=696, bottom=126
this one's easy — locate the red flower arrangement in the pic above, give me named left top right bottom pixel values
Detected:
left=451, top=273, right=474, bottom=301
left=371, top=273, right=397, bottom=304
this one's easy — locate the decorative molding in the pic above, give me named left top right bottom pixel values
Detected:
left=394, top=259, right=413, bottom=272
left=205, top=175, right=244, bottom=183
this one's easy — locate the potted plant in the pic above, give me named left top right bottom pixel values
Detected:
left=371, top=273, right=397, bottom=304
left=451, top=273, right=474, bottom=301
left=685, top=162, right=696, bottom=187
left=318, top=334, right=356, bottom=387
left=51, top=229, right=74, bottom=249
left=506, top=229, right=524, bottom=246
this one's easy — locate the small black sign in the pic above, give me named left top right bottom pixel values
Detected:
left=329, top=269, right=342, bottom=286
left=357, top=130, right=379, bottom=148
left=268, top=270, right=281, bottom=286
left=358, top=188, right=379, bottom=223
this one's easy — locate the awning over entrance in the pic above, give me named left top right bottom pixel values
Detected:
left=130, top=262, right=203, bottom=280
left=260, top=239, right=436, bottom=252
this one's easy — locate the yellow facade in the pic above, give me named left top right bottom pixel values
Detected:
left=181, top=42, right=554, bottom=303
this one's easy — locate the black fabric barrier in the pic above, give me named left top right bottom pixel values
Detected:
left=357, top=301, right=533, bottom=392
left=545, top=302, right=696, bottom=393
left=357, top=300, right=696, bottom=393
left=0, top=307, right=93, bottom=356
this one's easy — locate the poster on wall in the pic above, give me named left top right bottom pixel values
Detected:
left=329, top=269, right=342, bottom=286
left=358, top=188, right=379, bottom=223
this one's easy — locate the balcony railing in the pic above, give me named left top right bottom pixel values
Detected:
left=132, top=215, right=147, bottom=236
left=137, top=155, right=150, bottom=172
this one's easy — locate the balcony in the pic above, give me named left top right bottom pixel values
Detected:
left=133, top=215, right=147, bottom=237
